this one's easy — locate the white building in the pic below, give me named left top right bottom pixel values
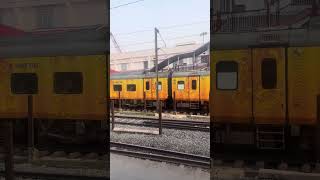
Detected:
left=0, top=0, right=107, bottom=31
left=111, top=43, right=209, bottom=72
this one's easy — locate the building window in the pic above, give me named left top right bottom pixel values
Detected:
left=121, top=63, right=127, bottom=71
left=192, top=80, right=197, bottom=90
left=127, top=84, right=136, bottom=92
left=11, top=73, right=38, bottom=94
left=54, top=72, right=83, bottom=94
left=144, top=61, right=148, bottom=69
left=261, top=58, right=277, bottom=89
left=157, top=82, right=162, bottom=91
left=177, top=81, right=185, bottom=90
left=146, top=81, right=150, bottom=90
left=216, top=61, right=238, bottom=90
left=113, top=84, right=122, bottom=91
left=36, top=6, right=54, bottom=29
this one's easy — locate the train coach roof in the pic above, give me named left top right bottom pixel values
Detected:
left=110, top=71, right=170, bottom=80
left=172, top=71, right=209, bottom=77
left=110, top=71, right=145, bottom=80
left=0, top=26, right=107, bottom=58
left=212, top=28, right=320, bottom=50
left=144, top=71, right=170, bottom=78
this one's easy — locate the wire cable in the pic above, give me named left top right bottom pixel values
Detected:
left=111, top=0, right=144, bottom=9
left=113, top=20, right=209, bottom=36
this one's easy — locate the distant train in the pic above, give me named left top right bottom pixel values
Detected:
left=110, top=70, right=210, bottom=112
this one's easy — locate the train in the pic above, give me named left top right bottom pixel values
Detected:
left=211, top=27, right=320, bottom=160
left=110, top=70, right=210, bottom=113
left=0, top=26, right=108, bottom=145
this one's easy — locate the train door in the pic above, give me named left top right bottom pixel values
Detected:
left=212, top=49, right=252, bottom=124
left=144, top=78, right=152, bottom=100
left=188, top=76, right=200, bottom=108
left=252, top=48, right=286, bottom=125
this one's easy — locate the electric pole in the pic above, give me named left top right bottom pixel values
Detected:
left=155, top=27, right=162, bottom=135
left=200, top=32, right=208, bottom=44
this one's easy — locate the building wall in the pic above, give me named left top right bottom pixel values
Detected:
left=0, top=0, right=107, bottom=31
left=213, top=0, right=266, bottom=12
left=110, top=43, right=208, bottom=72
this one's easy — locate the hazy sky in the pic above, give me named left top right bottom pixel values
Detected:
left=110, top=0, right=210, bottom=53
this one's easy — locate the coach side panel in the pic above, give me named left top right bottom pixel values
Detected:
left=0, top=55, right=107, bottom=120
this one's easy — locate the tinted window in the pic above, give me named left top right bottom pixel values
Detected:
left=127, top=84, right=136, bottom=92
left=192, top=80, right=197, bottom=90
left=11, top=73, right=38, bottom=94
left=177, top=81, right=185, bottom=90
left=262, top=58, right=277, bottom=89
left=146, top=81, right=150, bottom=90
left=114, top=84, right=122, bottom=91
left=54, top=72, right=83, bottom=94
left=157, top=82, right=162, bottom=91
left=216, top=61, right=238, bottom=90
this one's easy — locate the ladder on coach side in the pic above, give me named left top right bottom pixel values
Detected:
left=256, top=126, right=285, bottom=150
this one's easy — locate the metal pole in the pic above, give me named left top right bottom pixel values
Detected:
left=173, top=91, right=176, bottom=114
left=28, top=95, right=34, bottom=162
left=159, top=101, right=162, bottom=135
left=5, top=120, right=14, bottom=180
left=144, top=91, right=147, bottom=112
left=193, top=52, right=196, bottom=70
left=111, top=100, right=115, bottom=130
left=118, top=91, right=121, bottom=110
left=155, top=27, right=161, bottom=135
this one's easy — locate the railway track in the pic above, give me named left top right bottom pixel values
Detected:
left=0, top=170, right=108, bottom=180
left=112, top=115, right=210, bottom=132
left=110, top=141, right=210, bottom=169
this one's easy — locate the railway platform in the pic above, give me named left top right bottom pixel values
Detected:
left=110, top=153, right=209, bottom=180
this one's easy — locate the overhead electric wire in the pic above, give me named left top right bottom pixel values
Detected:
left=157, top=30, right=167, bottom=48
left=115, top=33, right=205, bottom=48
left=111, top=0, right=144, bottom=9
left=113, top=20, right=209, bottom=36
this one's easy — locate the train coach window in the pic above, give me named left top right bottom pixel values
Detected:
left=127, top=84, right=136, bottom=91
left=177, top=81, right=185, bottom=90
left=11, top=73, right=38, bottom=94
left=114, top=84, right=122, bottom=91
left=146, top=81, right=150, bottom=90
left=192, top=80, right=197, bottom=90
left=216, top=61, right=238, bottom=90
left=54, top=72, right=83, bottom=94
left=262, top=59, right=277, bottom=89
left=157, top=82, right=162, bottom=91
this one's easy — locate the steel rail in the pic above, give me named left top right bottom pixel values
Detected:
left=110, top=141, right=210, bottom=169
left=111, top=121, right=209, bottom=132
left=112, top=115, right=209, bottom=131
left=114, top=115, right=209, bottom=123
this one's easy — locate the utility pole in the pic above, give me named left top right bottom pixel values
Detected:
left=155, top=27, right=162, bottom=135
left=200, top=32, right=208, bottom=44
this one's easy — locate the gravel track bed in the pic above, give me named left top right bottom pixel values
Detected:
left=115, top=112, right=209, bottom=122
left=110, top=124, right=210, bottom=156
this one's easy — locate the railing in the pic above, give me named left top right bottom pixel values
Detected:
left=291, top=0, right=314, bottom=6
left=213, top=3, right=313, bottom=33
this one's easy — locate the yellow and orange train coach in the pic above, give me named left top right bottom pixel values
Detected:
left=110, top=70, right=210, bottom=112
left=211, top=28, right=320, bottom=159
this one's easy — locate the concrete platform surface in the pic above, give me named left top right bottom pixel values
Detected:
left=111, top=153, right=209, bottom=180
